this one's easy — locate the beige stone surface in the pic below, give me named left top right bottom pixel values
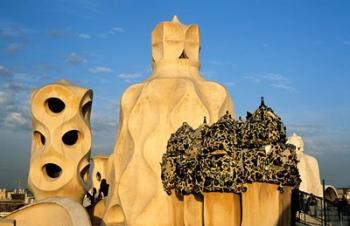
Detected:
left=4, top=197, right=91, bottom=226
left=167, top=193, right=184, bottom=226
left=278, top=187, right=292, bottom=226
left=241, top=183, right=285, bottom=226
left=287, top=133, right=323, bottom=197
left=0, top=219, right=15, bottom=226
left=103, top=16, right=234, bottom=226
left=203, top=193, right=241, bottom=226
left=92, top=155, right=109, bottom=191
left=183, top=195, right=202, bottom=226
left=28, top=80, right=93, bottom=203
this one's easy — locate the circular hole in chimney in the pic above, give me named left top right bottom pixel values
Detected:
left=34, top=131, right=46, bottom=146
left=43, top=163, right=62, bottom=179
left=47, top=97, right=65, bottom=113
left=80, top=165, right=90, bottom=183
left=62, top=130, right=79, bottom=145
left=82, top=101, right=92, bottom=121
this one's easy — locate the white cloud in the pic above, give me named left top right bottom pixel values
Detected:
left=286, top=123, right=350, bottom=157
left=118, top=72, right=143, bottom=83
left=91, top=113, right=117, bottom=131
left=0, top=78, right=32, bottom=131
left=110, top=27, right=124, bottom=33
left=4, top=112, right=30, bottom=129
left=118, top=73, right=142, bottom=79
left=271, top=83, right=297, bottom=93
left=0, top=65, right=14, bottom=77
left=0, top=24, right=35, bottom=39
left=49, top=29, right=93, bottom=40
left=5, top=42, right=22, bottom=53
left=65, top=52, right=87, bottom=65
left=77, top=33, right=91, bottom=39
left=98, top=27, right=125, bottom=38
left=208, top=60, right=236, bottom=66
left=0, top=91, right=10, bottom=105
left=89, top=66, right=112, bottom=74
left=244, top=73, right=296, bottom=93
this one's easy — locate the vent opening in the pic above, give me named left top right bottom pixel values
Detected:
left=80, top=165, right=90, bottom=183
left=44, top=163, right=62, bottom=179
left=34, top=131, right=46, bottom=146
left=47, top=97, right=65, bottom=113
left=179, top=50, right=188, bottom=59
left=62, top=130, right=79, bottom=145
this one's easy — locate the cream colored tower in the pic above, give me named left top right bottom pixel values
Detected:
left=287, top=133, right=323, bottom=197
left=103, top=16, right=234, bottom=226
left=28, top=80, right=93, bottom=203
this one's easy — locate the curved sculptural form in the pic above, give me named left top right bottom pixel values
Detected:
left=4, top=197, right=92, bottom=226
left=104, top=16, right=234, bottom=226
left=287, top=133, right=323, bottom=197
left=28, top=80, right=93, bottom=202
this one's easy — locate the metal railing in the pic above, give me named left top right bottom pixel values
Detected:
left=296, top=190, right=350, bottom=226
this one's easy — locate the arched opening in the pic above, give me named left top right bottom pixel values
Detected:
left=325, top=186, right=339, bottom=202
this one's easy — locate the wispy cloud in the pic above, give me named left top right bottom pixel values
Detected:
left=208, top=60, right=235, bottom=67
left=51, top=0, right=102, bottom=18
left=89, top=66, right=112, bottom=74
left=117, top=72, right=143, bottom=83
left=0, top=65, right=14, bottom=77
left=49, top=29, right=93, bottom=40
left=244, top=72, right=297, bottom=93
left=287, top=124, right=325, bottom=137
left=0, top=22, right=33, bottom=53
left=91, top=112, right=117, bottom=132
left=287, top=123, right=350, bottom=157
left=4, top=112, right=30, bottom=129
left=5, top=42, right=22, bottom=53
left=77, top=33, right=91, bottom=39
left=0, top=91, right=10, bottom=105
left=0, top=71, right=32, bottom=131
left=110, top=27, right=124, bottom=33
left=65, top=52, right=87, bottom=65
left=98, top=27, right=124, bottom=38
left=0, top=23, right=35, bottom=39
left=48, top=29, right=70, bottom=38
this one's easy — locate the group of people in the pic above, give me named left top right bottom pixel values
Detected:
left=84, top=178, right=109, bottom=207
left=335, top=196, right=349, bottom=221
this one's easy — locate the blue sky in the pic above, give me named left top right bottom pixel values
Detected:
left=0, top=0, right=349, bottom=189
